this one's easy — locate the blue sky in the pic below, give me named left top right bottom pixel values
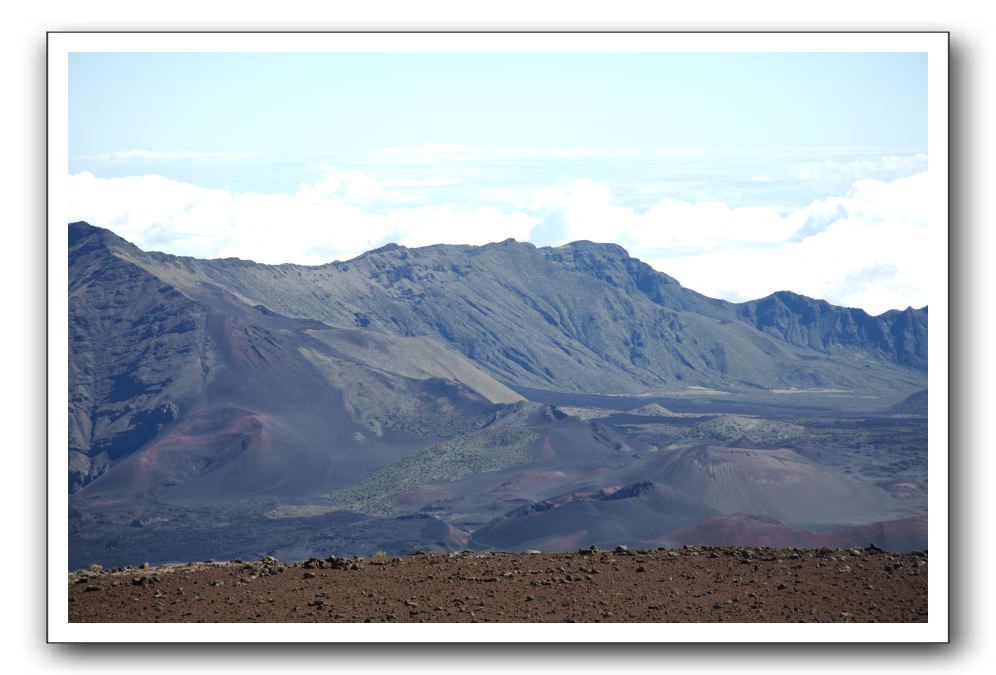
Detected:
left=67, top=51, right=930, bottom=313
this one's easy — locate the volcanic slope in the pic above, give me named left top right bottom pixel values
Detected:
left=69, top=223, right=522, bottom=500
left=318, top=402, right=639, bottom=521
left=82, top=222, right=927, bottom=398
left=468, top=442, right=926, bottom=552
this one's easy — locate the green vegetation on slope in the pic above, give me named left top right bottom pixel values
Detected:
left=326, top=424, right=540, bottom=515
left=690, top=415, right=810, bottom=444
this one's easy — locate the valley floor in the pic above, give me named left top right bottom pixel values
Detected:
left=68, top=546, right=927, bottom=623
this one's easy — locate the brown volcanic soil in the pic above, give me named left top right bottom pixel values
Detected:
left=68, top=546, right=928, bottom=623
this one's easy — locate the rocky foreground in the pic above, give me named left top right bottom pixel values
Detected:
left=68, top=545, right=928, bottom=623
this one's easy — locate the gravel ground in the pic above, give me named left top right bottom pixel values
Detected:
left=68, top=545, right=928, bottom=623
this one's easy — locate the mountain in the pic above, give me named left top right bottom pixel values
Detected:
left=67, top=222, right=929, bottom=563
left=69, top=223, right=520, bottom=495
left=735, top=291, right=928, bottom=371
left=72, top=222, right=926, bottom=397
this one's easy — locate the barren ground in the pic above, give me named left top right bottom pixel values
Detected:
left=68, top=546, right=927, bottom=623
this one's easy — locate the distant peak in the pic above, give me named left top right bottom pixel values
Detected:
left=480, top=238, right=535, bottom=250
left=68, top=220, right=98, bottom=240
left=561, top=240, right=631, bottom=257
left=369, top=242, right=403, bottom=254
left=68, top=221, right=126, bottom=249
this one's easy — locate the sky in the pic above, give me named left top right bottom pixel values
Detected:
left=67, top=51, right=930, bottom=314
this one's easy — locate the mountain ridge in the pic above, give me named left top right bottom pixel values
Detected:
left=72, top=222, right=923, bottom=319
left=69, top=222, right=927, bottom=397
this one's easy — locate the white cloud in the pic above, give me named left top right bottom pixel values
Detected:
left=382, top=177, right=462, bottom=188
left=638, top=173, right=931, bottom=314
left=788, top=153, right=927, bottom=185
left=380, top=143, right=480, bottom=155
left=375, top=144, right=632, bottom=163
left=67, top=171, right=537, bottom=265
left=529, top=178, right=801, bottom=252
left=525, top=173, right=931, bottom=314
left=99, top=149, right=260, bottom=162
left=66, top=168, right=931, bottom=314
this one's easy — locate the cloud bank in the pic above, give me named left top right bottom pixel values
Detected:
left=66, top=169, right=931, bottom=315
left=530, top=172, right=931, bottom=313
left=66, top=171, right=538, bottom=266
left=98, top=149, right=260, bottom=162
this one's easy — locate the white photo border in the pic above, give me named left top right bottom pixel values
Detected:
left=47, top=31, right=949, bottom=643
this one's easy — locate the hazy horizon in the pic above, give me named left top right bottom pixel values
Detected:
left=68, top=51, right=929, bottom=314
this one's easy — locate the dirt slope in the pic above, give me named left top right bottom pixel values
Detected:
left=69, top=546, right=927, bottom=623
